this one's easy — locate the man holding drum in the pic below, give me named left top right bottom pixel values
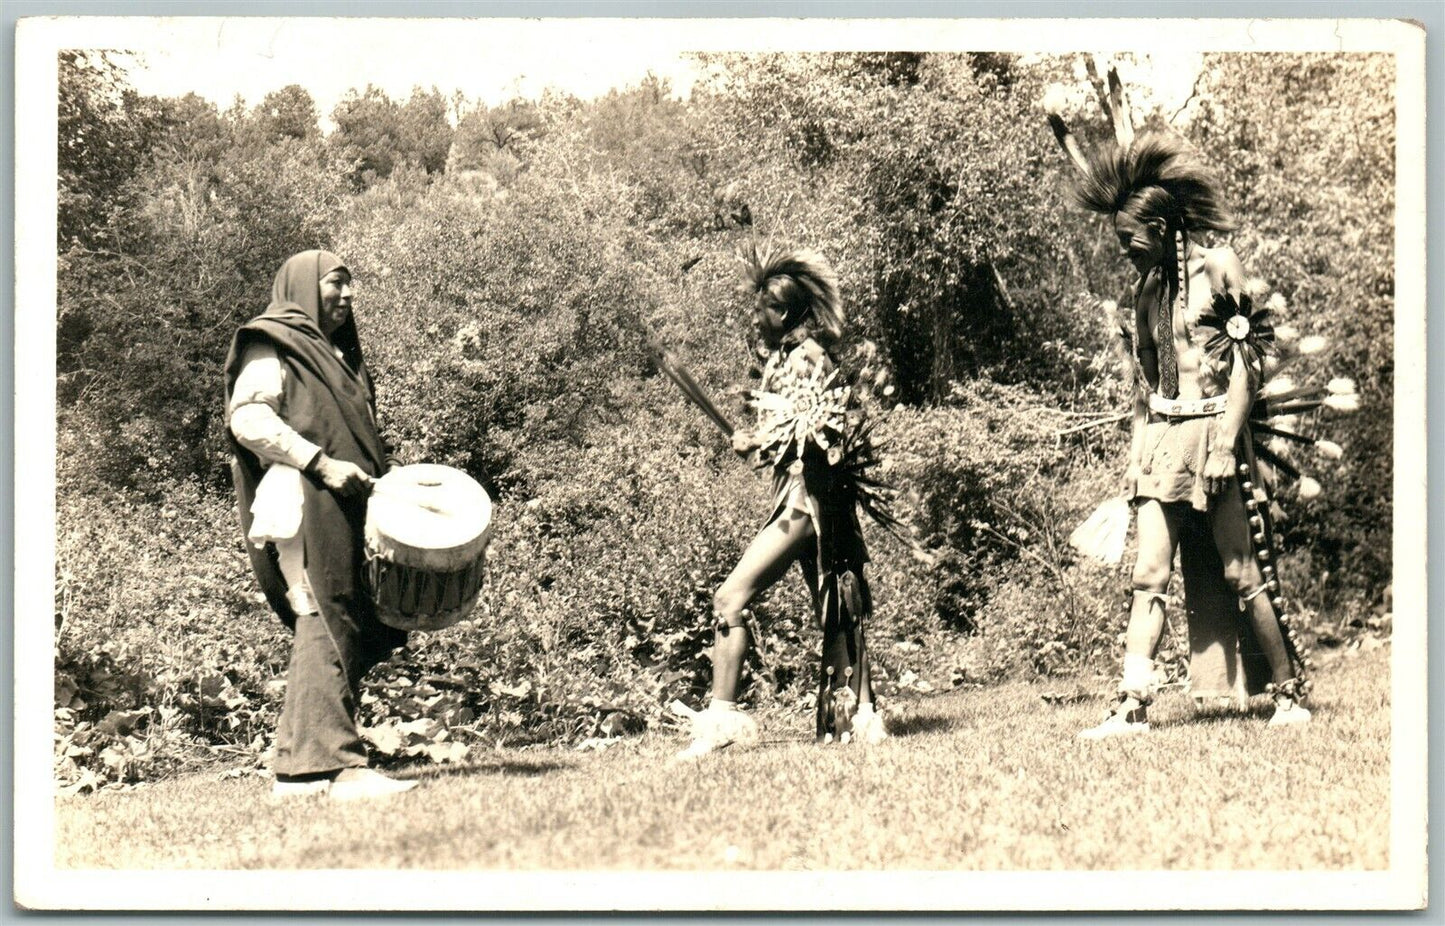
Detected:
left=225, top=249, right=417, bottom=800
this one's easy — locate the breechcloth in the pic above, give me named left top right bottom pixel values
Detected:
left=1134, top=411, right=1221, bottom=514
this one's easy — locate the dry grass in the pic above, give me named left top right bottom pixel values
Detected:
left=55, top=642, right=1390, bottom=871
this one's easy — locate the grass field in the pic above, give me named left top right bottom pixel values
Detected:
left=54, top=641, right=1390, bottom=872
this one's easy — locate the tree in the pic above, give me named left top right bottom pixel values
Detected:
left=695, top=53, right=1072, bottom=401
left=252, top=84, right=320, bottom=143
left=329, top=85, right=402, bottom=188
left=847, top=55, right=1063, bottom=399
left=57, top=50, right=165, bottom=252
left=448, top=97, right=544, bottom=173
left=329, top=85, right=455, bottom=190
left=155, top=92, right=232, bottom=164
left=58, top=60, right=347, bottom=491
left=397, top=86, right=454, bottom=176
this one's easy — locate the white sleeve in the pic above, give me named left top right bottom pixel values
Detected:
left=229, top=342, right=323, bottom=470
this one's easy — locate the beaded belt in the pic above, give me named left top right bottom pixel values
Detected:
left=1148, top=393, right=1227, bottom=418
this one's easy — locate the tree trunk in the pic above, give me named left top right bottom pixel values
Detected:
left=930, top=292, right=954, bottom=402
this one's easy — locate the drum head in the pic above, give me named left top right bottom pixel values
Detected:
left=367, top=464, right=493, bottom=568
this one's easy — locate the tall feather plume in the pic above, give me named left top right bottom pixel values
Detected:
left=1082, top=57, right=1114, bottom=129
left=1046, top=112, right=1091, bottom=176
left=1044, top=59, right=1233, bottom=235
left=1051, top=60, right=1133, bottom=180
left=1106, top=66, right=1134, bottom=148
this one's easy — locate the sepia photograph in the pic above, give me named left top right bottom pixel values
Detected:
left=12, top=10, right=1429, bottom=912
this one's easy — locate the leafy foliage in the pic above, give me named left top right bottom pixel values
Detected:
left=58, top=106, right=347, bottom=491
left=329, top=85, right=455, bottom=190
left=447, top=97, right=544, bottom=177
left=691, top=54, right=1099, bottom=401
left=57, top=50, right=169, bottom=252
left=54, top=476, right=288, bottom=789
left=248, top=84, right=321, bottom=144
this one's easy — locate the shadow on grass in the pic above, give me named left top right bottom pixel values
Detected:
left=1152, top=699, right=1311, bottom=730
left=392, top=758, right=573, bottom=782
left=888, top=711, right=957, bottom=738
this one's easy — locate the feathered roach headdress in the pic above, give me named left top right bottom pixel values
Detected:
left=1047, top=62, right=1234, bottom=234
left=740, top=241, right=844, bottom=347
left=1072, top=135, right=1236, bottom=234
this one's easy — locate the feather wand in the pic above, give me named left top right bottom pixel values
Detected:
left=1069, top=495, right=1132, bottom=565
left=651, top=345, right=736, bottom=438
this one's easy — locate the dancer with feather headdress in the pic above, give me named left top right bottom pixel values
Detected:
left=1047, top=65, right=1357, bottom=737
left=672, top=245, right=898, bottom=759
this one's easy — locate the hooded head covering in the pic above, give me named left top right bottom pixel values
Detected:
left=265, top=249, right=367, bottom=374
left=272, top=249, right=342, bottom=316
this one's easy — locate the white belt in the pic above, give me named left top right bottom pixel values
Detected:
left=1149, top=393, right=1227, bottom=418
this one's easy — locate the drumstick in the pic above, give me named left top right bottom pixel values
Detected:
left=652, top=346, right=736, bottom=438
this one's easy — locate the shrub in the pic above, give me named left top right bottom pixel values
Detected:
left=336, top=168, right=661, bottom=498
left=874, top=377, right=1132, bottom=675
left=54, top=470, right=289, bottom=789
left=58, top=125, right=348, bottom=494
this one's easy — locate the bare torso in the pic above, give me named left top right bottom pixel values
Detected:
left=1138, top=244, right=1238, bottom=399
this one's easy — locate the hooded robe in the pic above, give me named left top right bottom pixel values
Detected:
left=224, top=250, right=403, bottom=650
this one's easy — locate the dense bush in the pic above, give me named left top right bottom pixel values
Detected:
left=329, top=85, right=455, bottom=190
left=691, top=54, right=1109, bottom=401
left=335, top=168, right=660, bottom=497
left=54, top=469, right=288, bottom=789
left=58, top=93, right=348, bottom=493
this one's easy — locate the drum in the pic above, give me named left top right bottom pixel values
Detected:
left=364, top=463, right=493, bottom=631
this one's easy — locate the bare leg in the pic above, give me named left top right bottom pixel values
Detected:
left=1081, top=499, right=1180, bottom=739
left=1125, top=500, right=1182, bottom=673
left=1210, top=485, right=1295, bottom=686
left=673, top=510, right=817, bottom=760
left=710, top=508, right=817, bottom=702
